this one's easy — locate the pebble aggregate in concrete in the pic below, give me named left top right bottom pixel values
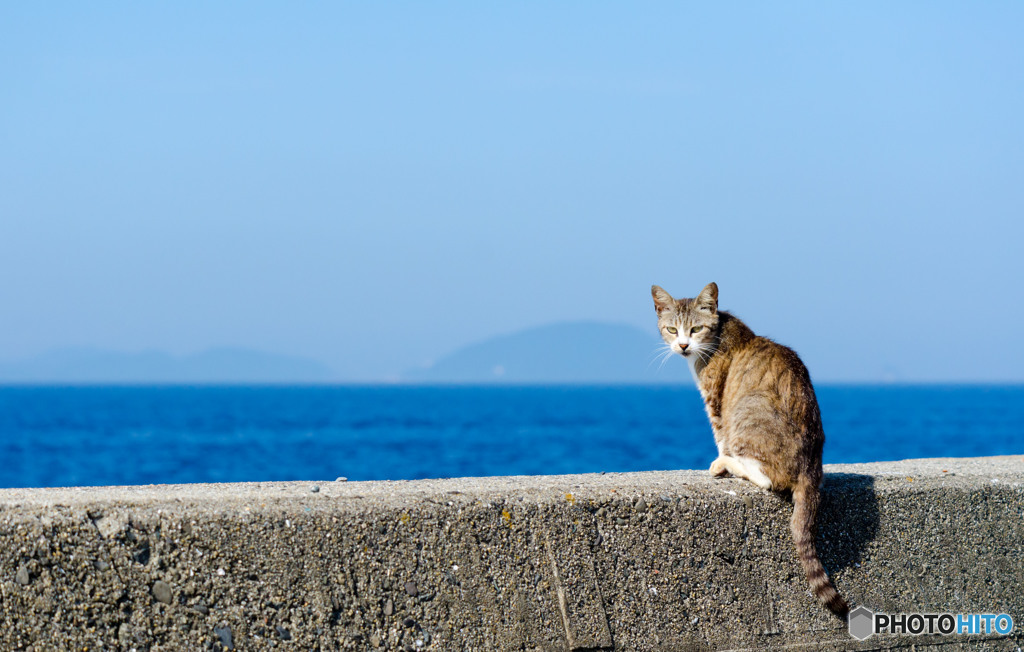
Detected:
left=152, top=579, right=173, bottom=604
left=214, top=624, right=233, bottom=649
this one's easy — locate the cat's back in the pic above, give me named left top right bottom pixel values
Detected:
left=727, top=336, right=813, bottom=395
left=717, top=322, right=821, bottom=433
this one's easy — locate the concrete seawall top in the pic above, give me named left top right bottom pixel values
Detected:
left=1, top=456, right=1022, bottom=651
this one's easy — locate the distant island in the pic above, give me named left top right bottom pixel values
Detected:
left=0, top=347, right=334, bottom=384
left=0, top=323, right=692, bottom=385
left=403, top=321, right=688, bottom=384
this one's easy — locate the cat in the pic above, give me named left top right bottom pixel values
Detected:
left=652, top=282, right=849, bottom=618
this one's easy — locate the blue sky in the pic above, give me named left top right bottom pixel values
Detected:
left=2, top=3, right=1022, bottom=382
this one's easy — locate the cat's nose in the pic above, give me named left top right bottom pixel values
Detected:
left=679, top=343, right=689, bottom=352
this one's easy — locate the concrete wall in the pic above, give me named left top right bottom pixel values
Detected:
left=1, top=456, right=1022, bottom=651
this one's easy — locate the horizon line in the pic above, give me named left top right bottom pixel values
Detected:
left=0, top=380, right=1021, bottom=388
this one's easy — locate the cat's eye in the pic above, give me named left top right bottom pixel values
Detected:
left=666, top=326, right=678, bottom=335
left=691, top=326, right=704, bottom=335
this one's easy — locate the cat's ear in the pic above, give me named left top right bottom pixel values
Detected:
left=651, top=285, right=674, bottom=314
left=695, top=282, right=718, bottom=313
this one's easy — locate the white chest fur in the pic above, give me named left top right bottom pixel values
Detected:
left=686, top=356, right=701, bottom=386
left=689, top=361, right=722, bottom=453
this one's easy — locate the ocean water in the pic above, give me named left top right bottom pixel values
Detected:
left=0, top=385, right=1021, bottom=489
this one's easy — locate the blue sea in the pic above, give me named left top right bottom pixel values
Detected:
left=0, top=385, right=1021, bottom=489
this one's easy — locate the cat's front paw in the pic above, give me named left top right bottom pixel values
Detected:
left=709, top=457, right=730, bottom=477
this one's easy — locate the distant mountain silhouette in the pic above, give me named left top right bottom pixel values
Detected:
left=0, top=347, right=334, bottom=384
left=404, top=321, right=689, bottom=384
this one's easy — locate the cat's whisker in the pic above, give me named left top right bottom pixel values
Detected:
left=661, top=344, right=679, bottom=366
left=655, top=347, right=676, bottom=371
left=693, top=346, right=712, bottom=365
left=647, top=344, right=675, bottom=369
left=648, top=349, right=669, bottom=369
left=657, top=352, right=675, bottom=371
left=648, top=345, right=672, bottom=361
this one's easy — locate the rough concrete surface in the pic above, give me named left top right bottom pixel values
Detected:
left=1, top=456, right=1022, bottom=651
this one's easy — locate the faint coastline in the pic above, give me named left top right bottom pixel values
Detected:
left=0, top=347, right=334, bottom=384
left=403, top=320, right=685, bottom=384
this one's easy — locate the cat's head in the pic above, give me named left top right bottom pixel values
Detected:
left=651, top=282, right=720, bottom=359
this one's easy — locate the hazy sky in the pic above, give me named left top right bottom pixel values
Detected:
left=3, top=3, right=1022, bottom=382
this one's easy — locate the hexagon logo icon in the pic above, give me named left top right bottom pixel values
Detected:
left=848, top=605, right=875, bottom=641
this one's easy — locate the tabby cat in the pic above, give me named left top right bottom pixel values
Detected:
left=652, top=282, right=848, bottom=617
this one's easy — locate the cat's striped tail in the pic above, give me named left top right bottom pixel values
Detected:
left=791, top=477, right=849, bottom=618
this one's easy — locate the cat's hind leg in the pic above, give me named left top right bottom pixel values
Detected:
left=710, top=455, right=744, bottom=478
left=709, top=456, right=731, bottom=477
left=735, top=456, right=773, bottom=490
left=709, top=455, right=773, bottom=490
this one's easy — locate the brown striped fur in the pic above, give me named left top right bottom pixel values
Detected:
left=652, top=282, right=848, bottom=618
